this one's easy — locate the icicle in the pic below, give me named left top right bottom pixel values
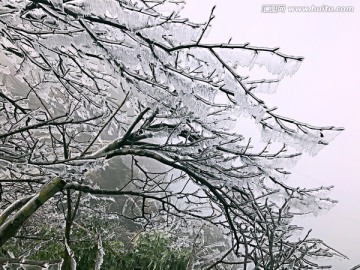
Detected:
left=0, top=64, right=10, bottom=75
left=50, top=0, right=64, bottom=11
left=279, top=58, right=302, bottom=78
left=246, top=79, right=280, bottom=94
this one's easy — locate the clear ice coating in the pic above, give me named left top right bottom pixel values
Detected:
left=0, top=0, right=344, bottom=269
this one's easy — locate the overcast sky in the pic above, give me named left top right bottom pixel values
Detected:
left=182, top=0, right=360, bottom=268
left=0, top=1, right=358, bottom=268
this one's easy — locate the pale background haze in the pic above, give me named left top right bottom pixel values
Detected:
left=0, top=1, right=358, bottom=268
left=181, top=1, right=360, bottom=269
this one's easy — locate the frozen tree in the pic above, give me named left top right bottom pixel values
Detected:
left=0, top=0, right=349, bottom=269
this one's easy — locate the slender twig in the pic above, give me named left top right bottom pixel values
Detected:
left=81, top=92, right=129, bottom=157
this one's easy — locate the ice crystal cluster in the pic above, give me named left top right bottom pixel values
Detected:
left=0, top=0, right=344, bottom=269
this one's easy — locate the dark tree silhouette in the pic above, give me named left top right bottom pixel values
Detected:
left=0, top=0, right=348, bottom=269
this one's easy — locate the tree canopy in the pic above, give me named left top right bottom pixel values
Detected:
left=0, top=0, right=347, bottom=269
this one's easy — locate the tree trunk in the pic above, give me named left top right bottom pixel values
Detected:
left=62, top=190, right=73, bottom=270
left=0, top=177, right=66, bottom=247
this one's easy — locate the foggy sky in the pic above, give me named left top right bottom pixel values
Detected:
left=182, top=1, right=360, bottom=268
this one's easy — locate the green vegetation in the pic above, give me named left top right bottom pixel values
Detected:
left=1, top=226, right=191, bottom=270
left=120, top=232, right=191, bottom=270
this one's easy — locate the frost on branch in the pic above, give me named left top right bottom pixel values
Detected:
left=0, top=0, right=344, bottom=269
